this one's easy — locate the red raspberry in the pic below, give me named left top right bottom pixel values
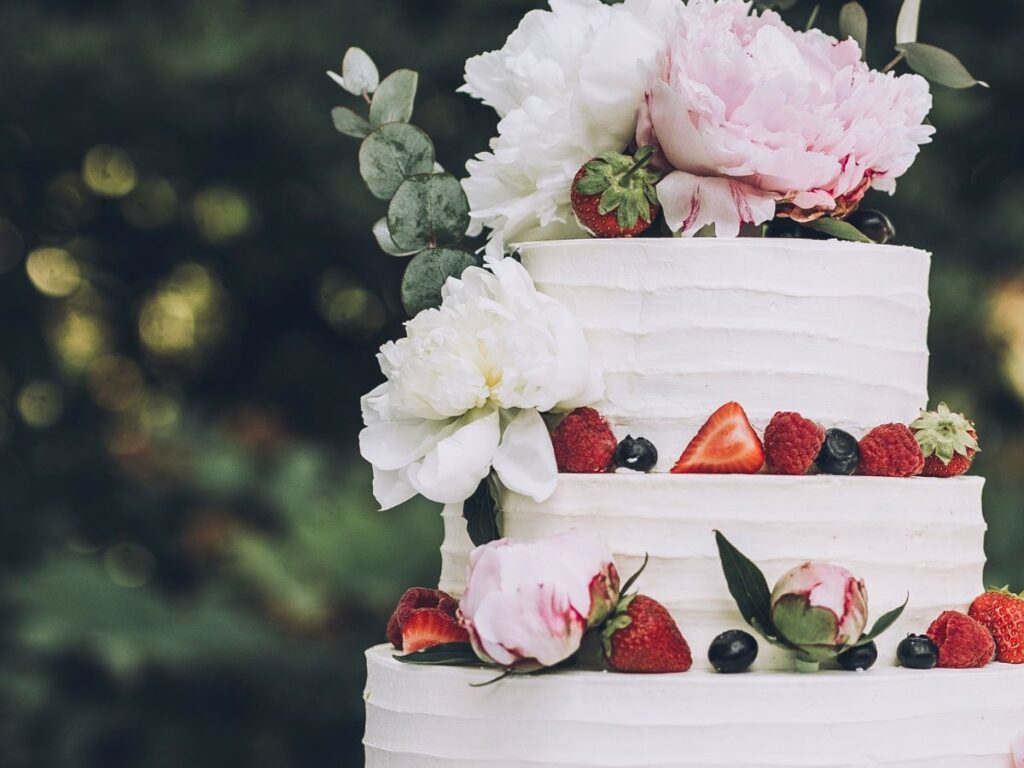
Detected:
left=763, top=411, right=826, bottom=475
left=858, top=424, right=925, bottom=478
left=551, top=407, right=618, bottom=473
left=926, top=610, right=995, bottom=669
left=386, top=587, right=459, bottom=650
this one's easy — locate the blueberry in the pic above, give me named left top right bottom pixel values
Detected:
left=764, top=218, right=827, bottom=239
left=897, top=634, right=939, bottom=670
left=613, top=435, right=658, bottom=473
left=815, top=428, right=860, bottom=475
left=708, top=629, right=759, bottom=674
left=846, top=209, right=895, bottom=245
left=837, top=641, right=878, bottom=671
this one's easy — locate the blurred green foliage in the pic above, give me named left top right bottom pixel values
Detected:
left=0, top=0, right=1022, bottom=766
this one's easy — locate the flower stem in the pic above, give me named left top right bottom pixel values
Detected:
left=795, top=657, right=820, bottom=674
left=883, top=51, right=907, bottom=74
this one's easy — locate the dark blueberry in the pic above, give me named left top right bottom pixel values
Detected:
left=815, top=428, right=860, bottom=475
left=764, top=218, right=827, bottom=240
left=897, top=634, right=939, bottom=670
left=613, top=435, right=658, bottom=473
left=846, top=209, right=895, bottom=245
left=708, top=629, right=759, bottom=674
left=837, top=641, right=878, bottom=671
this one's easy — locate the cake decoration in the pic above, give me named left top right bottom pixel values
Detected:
left=715, top=531, right=907, bottom=672
left=926, top=610, right=996, bottom=669
left=670, top=402, right=765, bottom=475
left=836, top=641, right=879, bottom=672
left=708, top=629, right=759, bottom=674
left=857, top=423, right=926, bottom=477
left=569, top=146, right=663, bottom=239
left=969, top=588, right=1024, bottom=664
left=815, top=428, right=862, bottom=476
left=763, top=411, right=827, bottom=476
left=612, top=436, right=660, bottom=474
left=400, top=607, right=471, bottom=654
left=386, top=587, right=461, bottom=650
left=896, top=634, right=940, bottom=669
left=551, top=407, right=619, bottom=474
left=912, top=402, right=981, bottom=478
left=601, top=593, right=693, bottom=673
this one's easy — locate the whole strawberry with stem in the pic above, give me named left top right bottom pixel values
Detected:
left=911, top=402, right=979, bottom=478
left=570, top=145, right=662, bottom=238
left=601, top=594, right=692, bottom=673
left=969, top=588, right=1024, bottom=664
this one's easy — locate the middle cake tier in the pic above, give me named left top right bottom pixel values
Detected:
left=439, top=474, right=986, bottom=671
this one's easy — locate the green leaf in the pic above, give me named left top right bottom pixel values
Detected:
left=618, top=553, right=649, bottom=598
left=401, top=248, right=477, bottom=317
left=387, top=173, right=470, bottom=252
left=369, top=69, right=418, bottom=127
left=896, top=43, right=987, bottom=89
left=358, top=123, right=435, bottom=201
left=895, top=0, right=921, bottom=44
left=714, top=531, right=776, bottom=641
left=341, top=47, right=380, bottom=96
left=331, top=106, right=372, bottom=139
left=462, top=474, right=500, bottom=547
left=856, top=596, right=909, bottom=645
left=393, top=642, right=482, bottom=666
left=373, top=218, right=418, bottom=257
left=839, top=2, right=868, bottom=53
left=803, top=217, right=873, bottom=243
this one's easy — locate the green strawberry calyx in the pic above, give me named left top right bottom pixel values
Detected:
left=910, top=402, right=979, bottom=465
left=599, top=592, right=637, bottom=658
left=576, top=145, right=662, bottom=229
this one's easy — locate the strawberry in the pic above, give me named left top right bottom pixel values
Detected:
left=969, top=588, right=1024, bottom=664
left=570, top=145, right=662, bottom=238
left=601, top=594, right=692, bottom=673
left=551, top=407, right=618, bottom=473
left=911, top=403, right=979, bottom=478
left=763, top=411, right=826, bottom=475
left=857, top=423, right=925, bottom=478
left=387, top=587, right=459, bottom=650
left=400, top=608, right=470, bottom=654
left=926, top=610, right=995, bottom=669
left=671, top=402, right=765, bottom=474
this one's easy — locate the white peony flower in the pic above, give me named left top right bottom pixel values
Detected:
left=461, top=0, right=686, bottom=259
left=359, top=258, right=600, bottom=510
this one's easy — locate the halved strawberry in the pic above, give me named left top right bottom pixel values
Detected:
left=400, top=608, right=469, bottom=653
left=671, top=402, right=765, bottom=474
left=386, top=587, right=459, bottom=649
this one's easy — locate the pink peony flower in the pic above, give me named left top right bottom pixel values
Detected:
left=770, top=562, right=869, bottom=656
left=637, top=0, right=935, bottom=236
left=459, top=530, right=620, bottom=669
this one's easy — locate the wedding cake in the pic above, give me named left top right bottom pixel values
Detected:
left=328, top=0, right=1023, bottom=765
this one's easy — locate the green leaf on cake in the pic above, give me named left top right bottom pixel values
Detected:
left=401, top=247, right=477, bottom=317
left=393, top=642, right=482, bottom=666
left=388, top=173, right=471, bottom=252
left=803, top=217, right=873, bottom=243
left=331, top=106, right=373, bottom=139
left=369, top=69, right=419, bottom=126
left=714, top=531, right=777, bottom=641
left=358, top=123, right=435, bottom=201
left=839, top=2, right=868, bottom=54
left=896, top=43, right=988, bottom=89
left=462, top=474, right=501, bottom=548
left=855, top=595, right=909, bottom=645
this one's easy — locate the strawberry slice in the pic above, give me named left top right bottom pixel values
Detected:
left=671, top=402, right=765, bottom=474
left=400, top=608, right=470, bottom=653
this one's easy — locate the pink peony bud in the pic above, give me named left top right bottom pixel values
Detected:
left=770, top=562, right=869, bottom=659
left=459, top=530, right=620, bottom=669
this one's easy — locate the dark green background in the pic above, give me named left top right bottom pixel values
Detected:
left=0, top=1, right=1021, bottom=765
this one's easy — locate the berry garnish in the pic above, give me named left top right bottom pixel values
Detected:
left=926, top=610, right=995, bottom=669
left=815, top=428, right=860, bottom=475
left=763, top=411, right=825, bottom=475
left=570, top=145, right=662, bottom=239
left=969, top=588, right=1024, bottom=664
left=551, top=407, right=618, bottom=473
left=601, top=594, right=692, bottom=673
left=671, top=402, right=765, bottom=475
left=897, top=634, right=939, bottom=669
left=846, top=209, right=895, bottom=245
left=836, top=641, right=878, bottom=671
left=911, top=403, right=979, bottom=478
left=857, top=423, right=925, bottom=478
left=400, top=608, right=470, bottom=654
left=708, top=629, right=758, bottom=674
left=387, top=587, right=459, bottom=649
left=612, top=435, right=659, bottom=473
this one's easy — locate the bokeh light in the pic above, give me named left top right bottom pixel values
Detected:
left=25, top=247, right=81, bottom=297
left=0, top=217, right=24, bottom=273
left=317, top=268, right=387, bottom=334
left=102, top=541, right=157, bottom=588
left=16, top=380, right=64, bottom=428
left=86, top=355, right=145, bottom=412
left=121, top=177, right=179, bottom=229
left=47, top=173, right=99, bottom=227
left=192, top=186, right=254, bottom=243
left=82, top=144, right=138, bottom=198
left=989, top=278, right=1024, bottom=400
left=139, top=263, right=227, bottom=360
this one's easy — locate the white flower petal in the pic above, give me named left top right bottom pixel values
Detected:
left=492, top=409, right=558, bottom=502
left=359, top=417, right=458, bottom=471
left=371, top=466, right=418, bottom=511
left=407, top=409, right=501, bottom=504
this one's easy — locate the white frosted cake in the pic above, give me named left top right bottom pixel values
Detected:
left=365, top=239, right=1024, bottom=768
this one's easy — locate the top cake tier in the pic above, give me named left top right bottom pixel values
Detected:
left=519, top=238, right=931, bottom=472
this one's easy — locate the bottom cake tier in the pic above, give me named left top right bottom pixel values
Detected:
left=364, top=646, right=1024, bottom=767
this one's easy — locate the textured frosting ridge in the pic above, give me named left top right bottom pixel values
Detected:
left=440, top=475, right=987, bottom=670
left=519, top=238, right=931, bottom=471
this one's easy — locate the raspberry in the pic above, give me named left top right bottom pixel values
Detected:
left=551, top=407, right=618, bottom=473
left=763, top=411, right=825, bottom=475
left=857, top=424, right=925, bottom=477
left=386, top=587, right=459, bottom=650
left=926, top=610, right=995, bottom=669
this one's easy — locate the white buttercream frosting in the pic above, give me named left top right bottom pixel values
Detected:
left=440, top=474, right=986, bottom=670
left=519, top=238, right=931, bottom=471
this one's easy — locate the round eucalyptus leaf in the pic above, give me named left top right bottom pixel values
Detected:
left=358, top=124, right=435, bottom=201
left=401, top=248, right=477, bottom=316
left=387, top=174, right=470, bottom=252
left=332, top=106, right=372, bottom=139
left=369, top=69, right=418, bottom=127
left=373, top=217, right=418, bottom=257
